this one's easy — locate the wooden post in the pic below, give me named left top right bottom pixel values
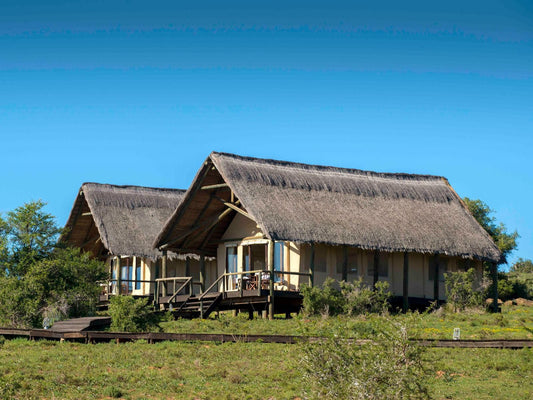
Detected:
left=490, top=262, right=499, bottom=313
left=185, top=256, right=191, bottom=294
left=403, top=252, right=409, bottom=313
left=309, top=244, right=315, bottom=287
left=342, top=245, right=348, bottom=282
left=199, top=253, right=206, bottom=293
left=433, top=254, right=439, bottom=302
left=268, top=240, right=275, bottom=320
left=116, top=257, right=122, bottom=295
left=161, top=251, right=167, bottom=297
left=373, top=250, right=379, bottom=289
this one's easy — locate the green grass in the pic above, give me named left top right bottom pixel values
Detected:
left=1, top=306, right=532, bottom=399
left=0, top=339, right=532, bottom=399
left=159, top=305, right=533, bottom=340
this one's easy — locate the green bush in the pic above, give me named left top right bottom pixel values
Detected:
left=108, top=296, right=160, bottom=332
left=444, top=268, right=485, bottom=311
left=301, top=315, right=429, bottom=400
left=341, top=278, right=391, bottom=315
left=301, top=278, right=391, bottom=316
left=301, top=278, right=345, bottom=316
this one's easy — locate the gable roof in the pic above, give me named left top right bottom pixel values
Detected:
left=62, top=183, right=186, bottom=260
left=154, top=152, right=502, bottom=263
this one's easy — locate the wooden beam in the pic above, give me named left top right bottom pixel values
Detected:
left=116, top=257, right=122, bottom=296
left=199, top=253, right=205, bottom=292
left=373, top=250, right=379, bottom=289
left=161, top=251, right=167, bottom=297
left=80, top=235, right=100, bottom=248
left=403, top=252, right=409, bottom=313
left=342, top=245, right=348, bottom=282
left=222, top=201, right=252, bottom=220
left=268, top=240, right=275, bottom=321
left=490, top=262, right=499, bottom=313
left=201, top=183, right=229, bottom=190
left=160, top=205, right=235, bottom=250
left=81, top=212, right=92, bottom=216
left=309, top=244, right=315, bottom=287
left=433, top=254, right=439, bottom=302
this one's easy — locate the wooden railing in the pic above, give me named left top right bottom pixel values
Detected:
left=154, top=277, right=203, bottom=305
left=108, top=279, right=156, bottom=295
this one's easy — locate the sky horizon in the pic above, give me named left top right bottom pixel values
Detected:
left=1, top=0, right=531, bottom=268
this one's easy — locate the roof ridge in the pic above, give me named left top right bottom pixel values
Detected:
left=82, top=182, right=186, bottom=193
left=211, top=151, right=446, bottom=182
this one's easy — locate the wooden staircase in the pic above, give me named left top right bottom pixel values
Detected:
left=160, top=292, right=222, bottom=319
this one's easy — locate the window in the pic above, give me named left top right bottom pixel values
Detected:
left=367, top=253, right=389, bottom=278
left=120, top=258, right=133, bottom=293
left=135, top=258, right=142, bottom=290
left=226, top=246, right=238, bottom=274
left=429, top=258, right=448, bottom=282
left=273, top=241, right=284, bottom=282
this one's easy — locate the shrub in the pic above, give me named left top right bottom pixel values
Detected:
left=301, top=278, right=392, bottom=316
left=341, top=278, right=391, bottom=315
left=108, top=296, right=160, bottom=332
left=301, top=278, right=345, bottom=316
left=301, top=315, right=430, bottom=400
left=444, top=268, right=486, bottom=311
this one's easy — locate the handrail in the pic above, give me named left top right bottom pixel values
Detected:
left=166, top=277, right=193, bottom=304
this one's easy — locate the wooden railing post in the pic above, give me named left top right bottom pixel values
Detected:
left=116, top=257, right=122, bottom=295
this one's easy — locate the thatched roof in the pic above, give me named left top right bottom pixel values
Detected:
left=62, top=183, right=186, bottom=260
left=155, top=152, right=502, bottom=263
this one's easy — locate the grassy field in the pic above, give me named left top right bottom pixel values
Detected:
left=159, top=304, right=533, bottom=340
left=1, top=305, right=532, bottom=399
left=0, top=339, right=531, bottom=399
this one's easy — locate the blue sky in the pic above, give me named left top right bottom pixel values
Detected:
left=1, top=0, right=531, bottom=268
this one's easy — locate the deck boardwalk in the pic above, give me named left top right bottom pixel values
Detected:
left=49, top=316, right=111, bottom=332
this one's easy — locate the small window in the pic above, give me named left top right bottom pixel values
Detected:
left=226, top=246, right=238, bottom=274
left=367, top=253, right=389, bottom=278
left=273, top=242, right=284, bottom=282
left=429, top=258, right=448, bottom=282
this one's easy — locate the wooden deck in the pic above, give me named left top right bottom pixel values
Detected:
left=0, top=326, right=532, bottom=348
left=48, top=316, right=111, bottom=332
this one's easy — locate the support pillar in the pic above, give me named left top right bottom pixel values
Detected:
left=199, top=253, right=206, bottom=293
left=342, top=245, right=348, bottom=282
left=490, top=262, right=499, bottom=313
left=309, top=244, right=315, bottom=287
left=268, top=240, right=275, bottom=320
left=185, top=256, right=191, bottom=294
left=433, top=254, right=439, bottom=302
left=403, top=252, right=409, bottom=313
left=161, top=250, right=167, bottom=297
left=116, top=257, right=122, bottom=295
left=373, top=250, right=379, bottom=289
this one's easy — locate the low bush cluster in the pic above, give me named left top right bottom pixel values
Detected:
left=108, top=296, right=162, bottom=332
left=301, top=278, right=392, bottom=316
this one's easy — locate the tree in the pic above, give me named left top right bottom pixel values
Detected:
left=0, top=201, right=107, bottom=328
left=1, top=200, right=63, bottom=276
left=463, top=197, right=518, bottom=263
left=510, top=258, right=533, bottom=274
